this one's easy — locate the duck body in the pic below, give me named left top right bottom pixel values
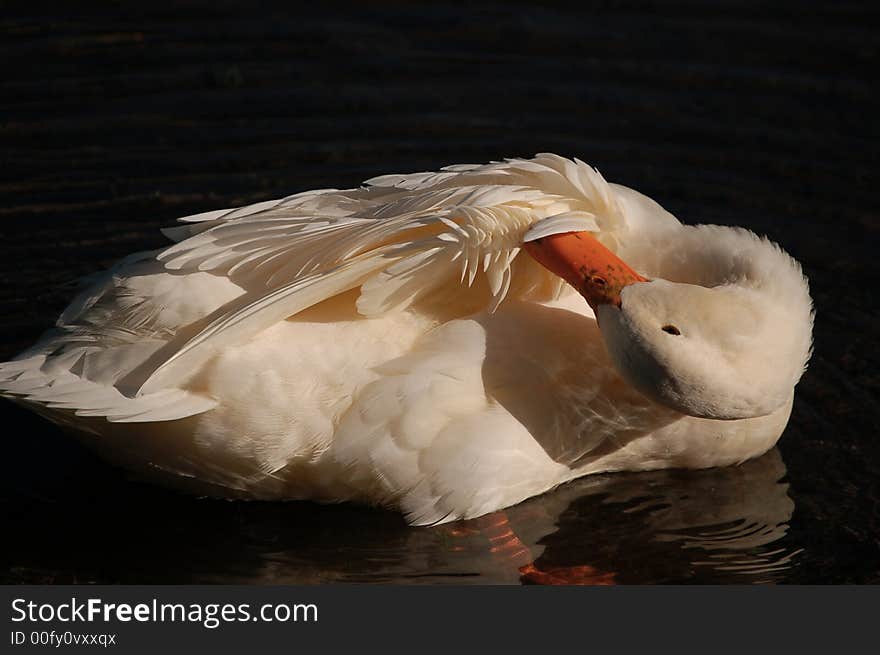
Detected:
left=0, top=154, right=812, bottom=524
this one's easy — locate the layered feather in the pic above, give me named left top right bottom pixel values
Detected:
left=1, top=154, right=624, bottom=422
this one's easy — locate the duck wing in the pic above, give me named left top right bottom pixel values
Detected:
left=134, top=154, right=622, bottom=395
left=2, top=155, right=624, bottom=422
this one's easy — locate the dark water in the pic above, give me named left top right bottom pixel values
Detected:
left=1, top=1, right=878, bottom=584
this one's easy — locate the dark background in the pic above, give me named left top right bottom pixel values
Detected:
left=1, top=1, right=878, bottom=583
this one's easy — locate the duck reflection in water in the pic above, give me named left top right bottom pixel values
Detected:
left=243, top=448, right=796, bottom=585
left=435, top=447, right=798, bottom=584
left=4, top=444, right=797, bottom=584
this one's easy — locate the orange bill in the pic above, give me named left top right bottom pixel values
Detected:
left=522, top=230, right=647, bottom=310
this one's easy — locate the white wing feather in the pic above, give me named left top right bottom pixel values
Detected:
left=523, top=211, right=600, bottom=242
left=2, top=154, right=626, bottom=422
left=0, top=358, right=216, bottom=423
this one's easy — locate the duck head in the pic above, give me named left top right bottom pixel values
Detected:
left=524, top=222, right=814, bottom=420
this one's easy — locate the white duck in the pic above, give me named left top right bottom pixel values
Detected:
left=0, top=154, right=813, bottom=525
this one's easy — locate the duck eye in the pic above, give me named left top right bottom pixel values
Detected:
left=661, top=324, right=681, bottom=336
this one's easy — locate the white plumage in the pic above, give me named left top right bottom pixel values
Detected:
left=0, top=153, right=813, bottom=525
